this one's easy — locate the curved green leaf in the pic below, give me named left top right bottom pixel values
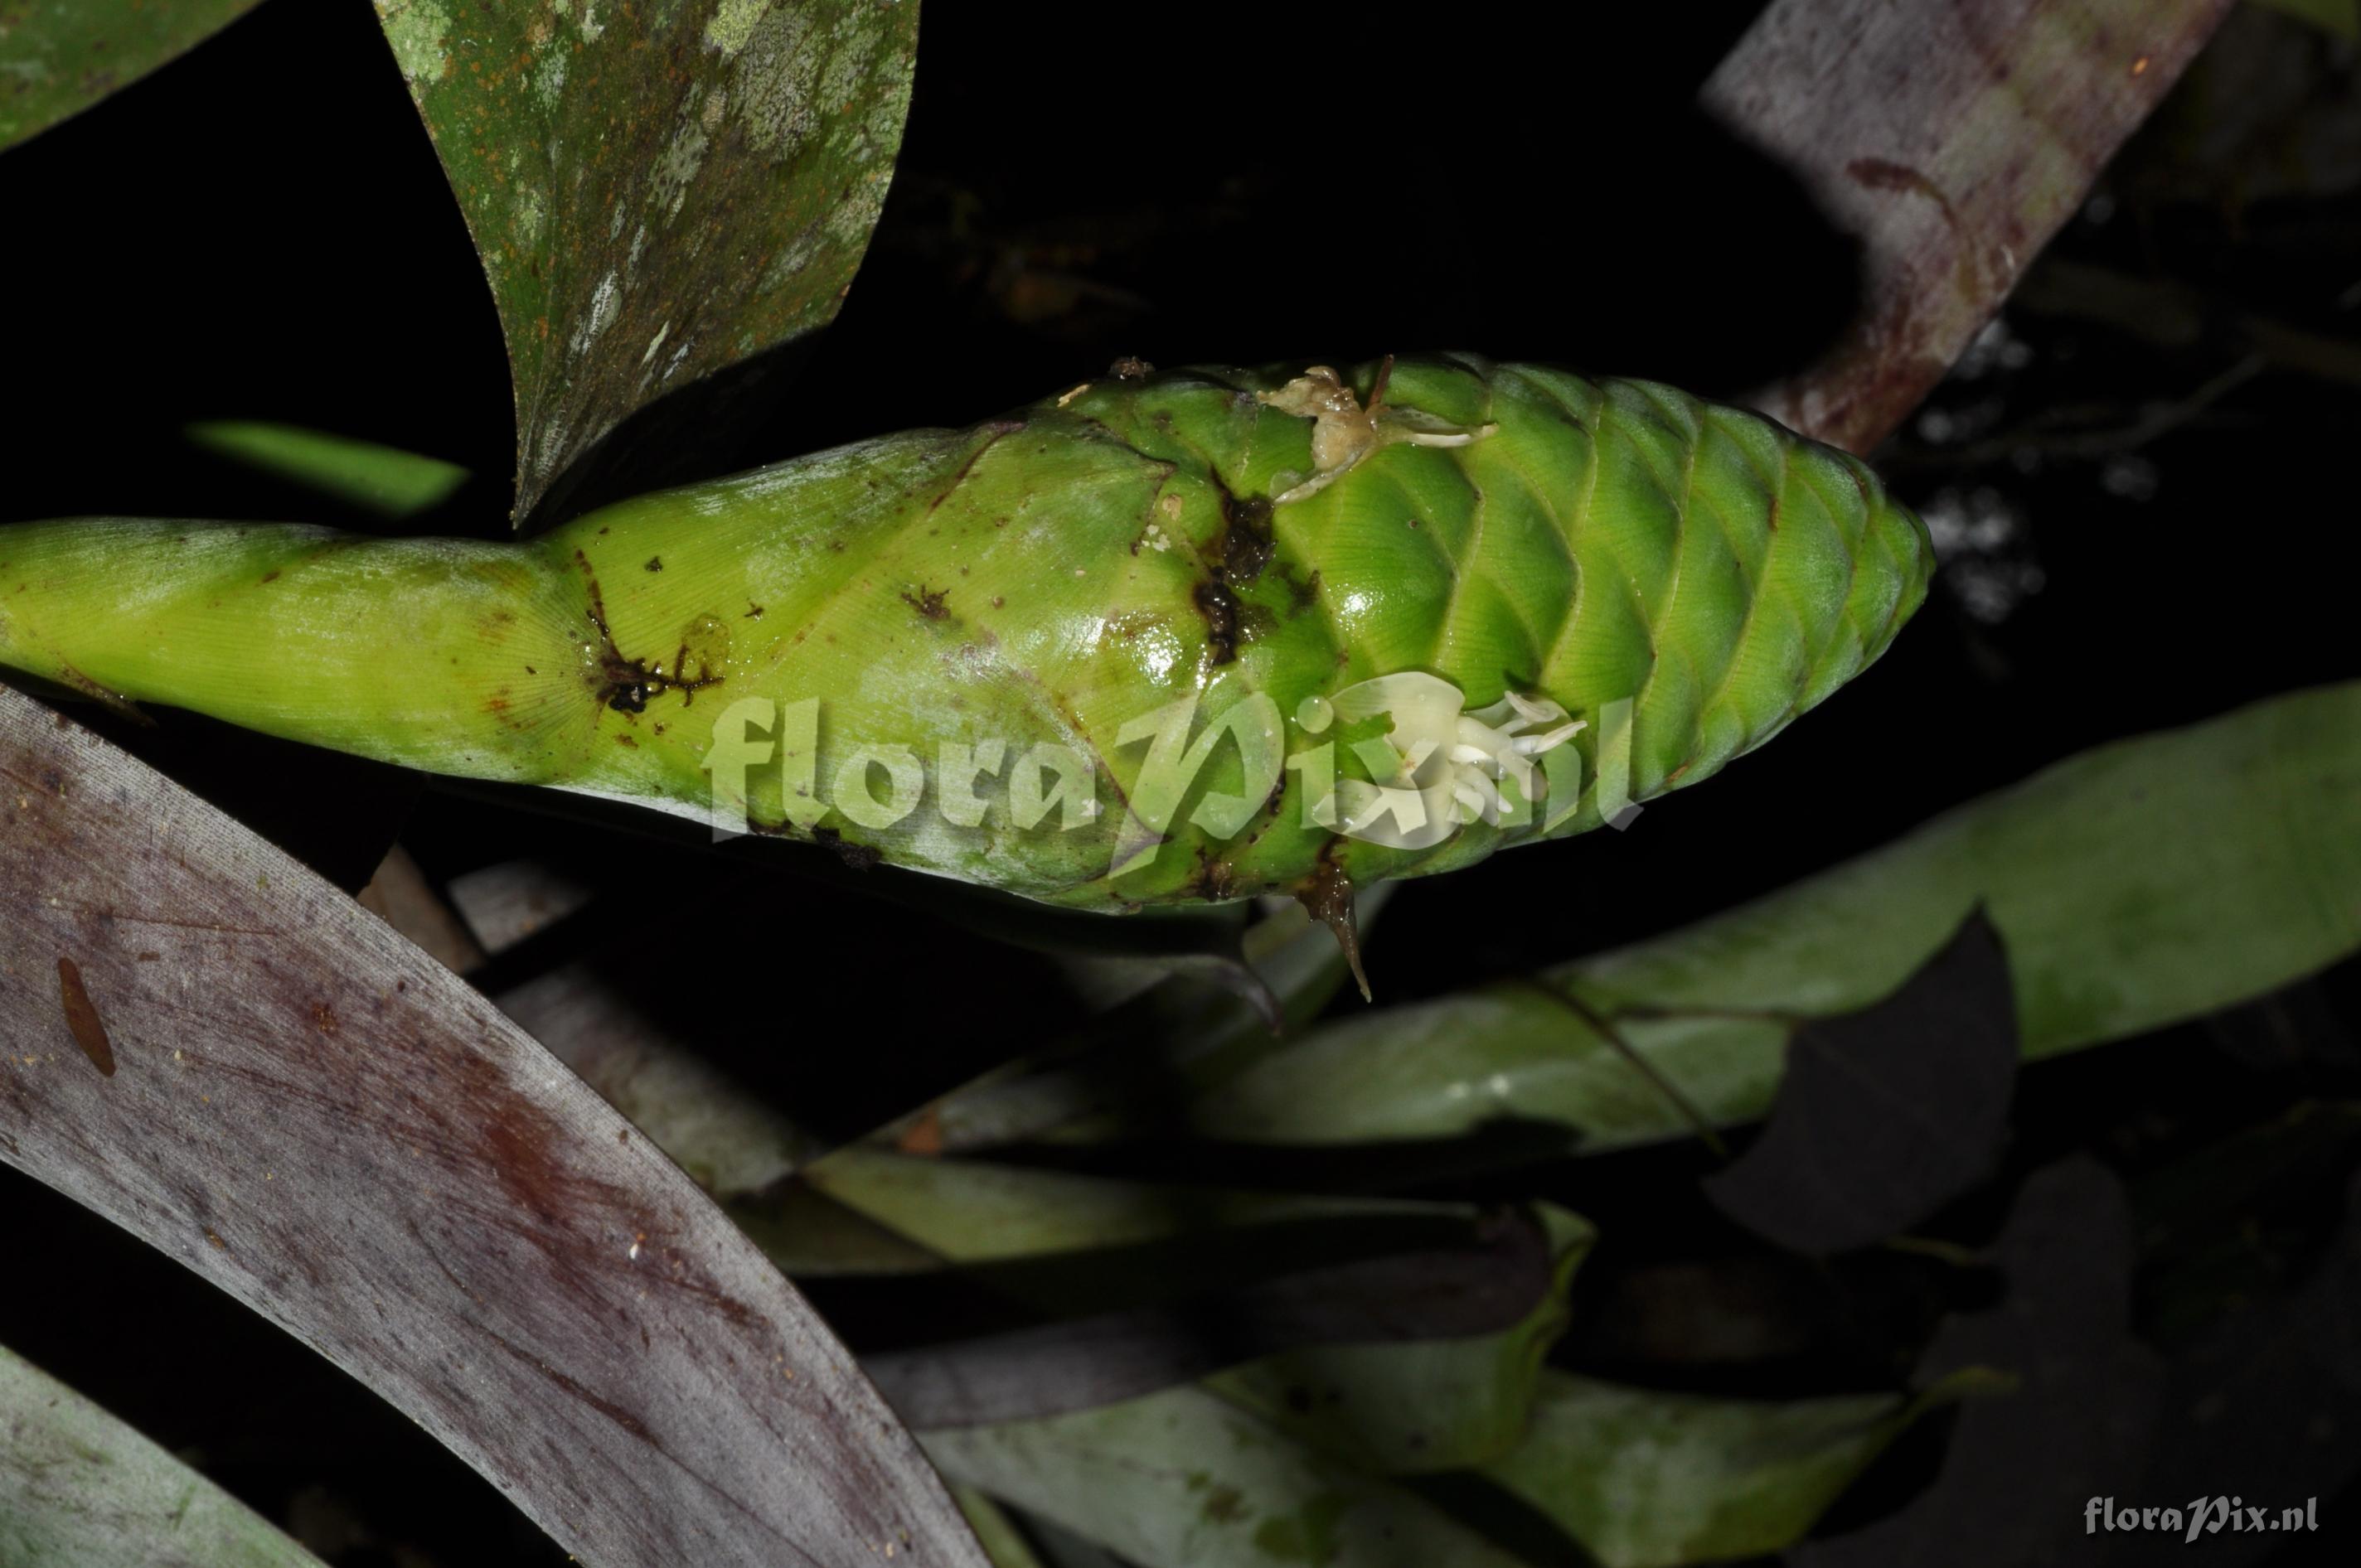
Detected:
left=370, top=0, right=919, bottom=519
left=796, top=1149, right=1448, bottom=1268
left=1481, top=1371, right=1985, bottom=1568
left=1202, top=1205, right=1594, bottom=1473
left=924, top=1387, right=1534, bottom=1568
left=0, top=1, right=260, bottom=151
left=1, top=1343, right=325, bottom=1568
left=1178, top=682, right=2361, bottom=1150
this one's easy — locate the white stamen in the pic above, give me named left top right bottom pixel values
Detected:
left=1505, top=691, right=1555, bottom=723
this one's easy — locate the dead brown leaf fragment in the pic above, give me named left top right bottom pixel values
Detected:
left=56, top=956, right=114, bottom=1077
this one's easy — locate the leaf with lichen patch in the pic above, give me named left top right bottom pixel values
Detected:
left=0, top=0, right=262, bottom=151
left=369, top=0, right=919, bottom=521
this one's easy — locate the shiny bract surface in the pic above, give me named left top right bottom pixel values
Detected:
left=0, top=356, right=1932, bottom=910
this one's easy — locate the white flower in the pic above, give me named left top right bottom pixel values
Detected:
left=1327, top=672, right=1583, bottom=849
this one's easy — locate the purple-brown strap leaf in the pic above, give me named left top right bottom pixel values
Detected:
left=1705, top=0, right=2239, bottom=454
left=0, top=687, right=985, bottom=1568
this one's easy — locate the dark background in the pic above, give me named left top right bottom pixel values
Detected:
left=3, top=1, right=2359, bottom=1562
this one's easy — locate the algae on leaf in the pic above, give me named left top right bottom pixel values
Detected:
left=0, top=1, right=262, bottom=150
left=369, top=0, right=920, bottom=519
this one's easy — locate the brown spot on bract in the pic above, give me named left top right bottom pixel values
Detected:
left=1190, top=491, right=1278, bottom=665
left=898, top=1106, right=944, bottom=1158
left=1194, top=579, right=1240, bottom=665
left=812, top=825, right=881, bottom=871
left=1282, top=564, right=1322, bottom=615
left=1216, top=493, right=1274, bottom=585
left=57, top=958, right=114, bottom=1077
left=1188, top=846, right=1236, bottom=901
left=260, top=569, right=281, bottom=584
left=313, top=1002, right=341, bottom=1037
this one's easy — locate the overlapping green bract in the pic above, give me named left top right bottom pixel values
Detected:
left=0, top=357, right=1930, bottom=912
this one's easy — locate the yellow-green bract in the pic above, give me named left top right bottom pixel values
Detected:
left=0, top=355, right=1932, bottom=912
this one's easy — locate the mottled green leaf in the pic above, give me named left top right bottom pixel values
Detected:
left=0, top=1, right=259, bottom=151
left=369, top=0, right=919, bottom=518
left=0, top=1344, right=325, bottom=1568
left=1203, top=1205, right=1594, bottom=1472
left=185, top=423, right=471, bottom=520
left=924, top=1387, right=1534, bottom=1568
left=1481, top=1371, right=1983, bottom=1568
left=1176, top=683, right=2361, bottom=1151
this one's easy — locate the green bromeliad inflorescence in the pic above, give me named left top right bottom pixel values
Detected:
left=0, top=355, right=1932, bottom=917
